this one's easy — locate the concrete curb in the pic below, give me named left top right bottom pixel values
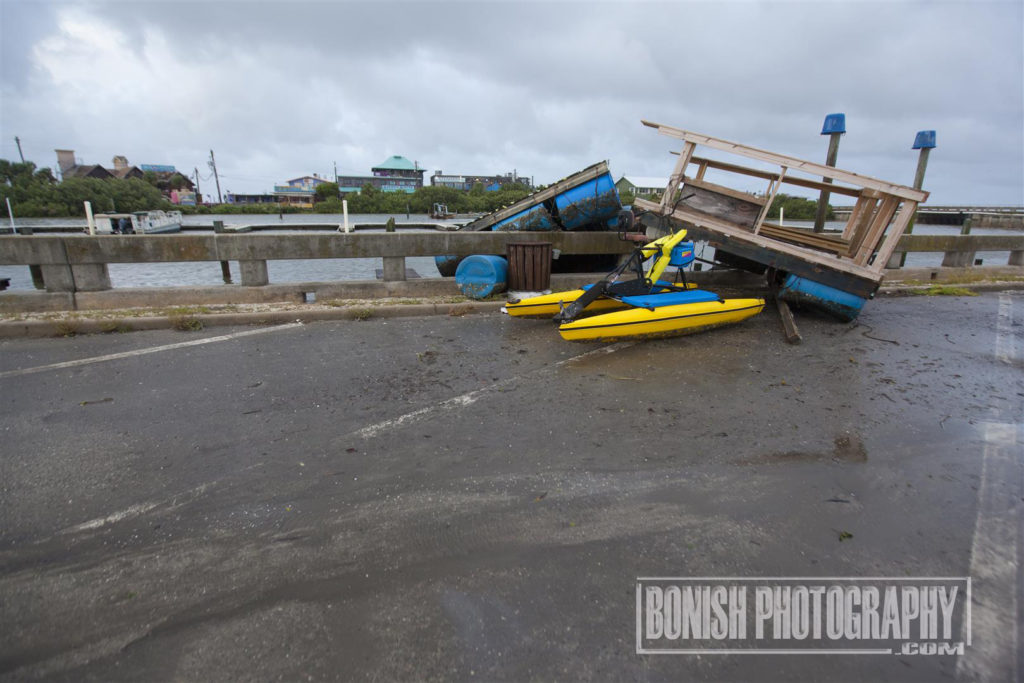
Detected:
left=0, top=301, right=508, bottom=339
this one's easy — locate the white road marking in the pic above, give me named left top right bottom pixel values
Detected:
left=57, top=482, right=212, bottom=538
left=0, top=322, right=304, bottom=379
left=63, top=501, right=161, bottom=534
left=957, top=294, right=1021, bottom=682
left=995, top=293, right=1016, bottom=365
left=354, top=342, right=634, bottom=439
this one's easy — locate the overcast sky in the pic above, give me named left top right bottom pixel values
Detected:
left=1, top=0, right=1021, bottom=205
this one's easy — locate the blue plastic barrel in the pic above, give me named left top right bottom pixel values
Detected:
left=455, top=255, right=508, bottom=299
left=492, top=204, right=555, bottom=231
left=778, top=274, right=867, bottom=321
left=434, top=254, right=464, bottom=277
left=553, top=172, right=621, bottom=230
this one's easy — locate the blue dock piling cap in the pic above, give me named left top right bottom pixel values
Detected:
left=821, top=113, right=846, bottom=135
left=912, top=130, right=936, bottom=149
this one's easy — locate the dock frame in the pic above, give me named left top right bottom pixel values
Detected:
left=459, top=161, right=612, bottom=232
left=634, top=121, right=929, bottom=298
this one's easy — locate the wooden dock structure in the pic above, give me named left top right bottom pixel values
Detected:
left=634, top=121, right=930, bottom=300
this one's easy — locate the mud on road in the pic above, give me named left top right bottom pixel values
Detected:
left=1, top=292, right=1021, bottom=681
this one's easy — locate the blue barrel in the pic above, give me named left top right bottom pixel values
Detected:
left=455, top=255, right=508, bottom=299
left=553, top=172, right=621, bottom=230
left=778, top=274, right=867, bottom=321
left=492, top=204, right=555, bottom=231
left=434, top=254, right=464, bottom=277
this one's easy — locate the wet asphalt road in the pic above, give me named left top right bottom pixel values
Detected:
left=0, top=292, right=1021, bottom=682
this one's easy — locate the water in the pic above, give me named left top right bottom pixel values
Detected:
left=0, top=214, right=459, bottom=291
left=1, top=215, right=1020, bottom=292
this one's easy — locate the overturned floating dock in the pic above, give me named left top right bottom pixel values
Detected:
left=436, top=161, right=623, bottom=276
left=634, top=121, right=929, bottom=320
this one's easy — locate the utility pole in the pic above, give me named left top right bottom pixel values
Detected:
left=193, top=166, right=203, bottom=203
left=14, top=137, right=24, bottom=163
left=813, top=113, right=846, bottom=233
left=208, top=150, right=223, bottom=204
left=334, top=161, right=338, bottom=184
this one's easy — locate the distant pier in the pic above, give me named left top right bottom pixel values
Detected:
left=833, top=205, right=1024, bottom=229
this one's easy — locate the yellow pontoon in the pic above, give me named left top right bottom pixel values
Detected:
left=504, top=227, right=764, bottom=341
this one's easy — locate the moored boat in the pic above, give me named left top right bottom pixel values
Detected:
left=90, top=210, right=183, bottom=235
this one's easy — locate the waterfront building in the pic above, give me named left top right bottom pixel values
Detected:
left=335, top=155, right=426, bottom=195
left=111, top=156, right=144, bottom=180
left=273, top=174, right=332, bottom=207
left=226, top=193, right=278, bottom=205
left=55, top=149, right=113, bottom=180
left=615, top=175, right=669, bottom=198
left=430, top=170, right=530, bottom=192
left=54, top=149, right=195, bottom=203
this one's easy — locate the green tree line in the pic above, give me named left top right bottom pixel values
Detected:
left=310, top=181, right=533, bottom=215
left=1, top=160, right=171, bottom=217
left=767, top=193, right=834, bottom=221
left=1, top=158, right=536, bottom=218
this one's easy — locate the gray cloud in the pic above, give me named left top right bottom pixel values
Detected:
left=1, top=0, right=1020, bottom=204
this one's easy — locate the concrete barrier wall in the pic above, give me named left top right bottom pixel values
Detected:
left=0, top=231, right=635, bottom=293
left=0, top=232, right=633, bottom=266
left=1, top=232, right=1021, bottom=311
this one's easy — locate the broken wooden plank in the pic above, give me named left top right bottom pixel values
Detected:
left=661, top=141, right=696, bottom=211
left=774, top=293, right=802, bottom=344
left=852, top=195, right=899, bottom=265
left=686, top=155, right=865, bottom=198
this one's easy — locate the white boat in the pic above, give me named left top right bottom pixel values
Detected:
left=90, top=210, right=183, bottom=235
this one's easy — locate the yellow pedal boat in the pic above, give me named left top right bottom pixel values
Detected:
left=503, top=282, right=695, bottom=318
left=557, top=297, right=765, bottom=342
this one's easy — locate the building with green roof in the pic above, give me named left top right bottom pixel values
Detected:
left=334, top=155, right=425, bottom=194
left=373, top=156, right=417, bottom=172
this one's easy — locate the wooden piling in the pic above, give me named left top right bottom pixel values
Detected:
left=813, top=132, right=842, bottom=233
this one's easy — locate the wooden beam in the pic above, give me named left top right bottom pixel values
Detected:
left=774, top=294, right=802, bottom=344
left=872, top=202, right=918, bottom=273
left=759, top=223, right=848, bottom=254
left=754, top=167, right=787, bottom=235
left=843, top=196, right=880, bottom=256
left=662, top=141, right=695, bottom=211
left=643, top=120, right=929, bottom=202
left=687, top=156, right=864, bottom=198
left=853, top=195, right=899, bottom=266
